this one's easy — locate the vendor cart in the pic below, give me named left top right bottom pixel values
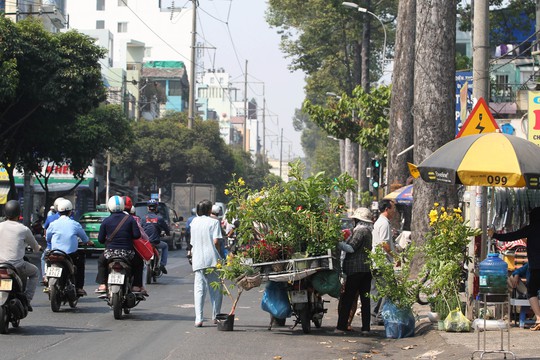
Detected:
left=252, top=250, right=337, bottom=334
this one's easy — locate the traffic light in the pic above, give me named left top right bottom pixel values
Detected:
left=371, top=159, right=381, bottom=189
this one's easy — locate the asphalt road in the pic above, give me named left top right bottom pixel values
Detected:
left=6, top=247, right=538, bottom=360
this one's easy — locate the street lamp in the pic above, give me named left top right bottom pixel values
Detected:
left=342, top=2, right=387, bottom=68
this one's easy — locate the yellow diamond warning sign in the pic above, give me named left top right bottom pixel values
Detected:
left=456, top=97, right=499, bottom=138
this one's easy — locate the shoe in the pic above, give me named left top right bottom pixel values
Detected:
left=140, top=288, right=149, bottom=297
left=195, top=322, right=203, bottom=327
left=95, top=285, right=107, bottom=293
left=361, top=330, right=370, bottom=336
left=76, top=288, right=87, bottom=296
left=43, top=287, right=50, bottom=293
left=334, top=328, right=347, bottom=335
left=530, top=323, right=540, bottom=331
left=160, top=265, right=168, bottom=274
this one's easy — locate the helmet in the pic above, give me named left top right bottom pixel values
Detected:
left=211, top=205, right=221, bottom=215
left=53, top=197, right=65, bottom=211
left=147, top=199, right=158, bottom=211
left=57, top=199, right=73, bottom=213
left=123, top=196, right=133, bottom=211
left=130, top=206, right=135, bottom=214
left=191, top=208, right=196, bottom=215
left=107, top=195, right=125, bottom=213
left=4, top=200, right=20, bottom=219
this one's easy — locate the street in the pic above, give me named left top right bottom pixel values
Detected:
left=1, top=248, right=383, bottom=360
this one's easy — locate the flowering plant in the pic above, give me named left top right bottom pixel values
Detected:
left=244, top=239, right=294, bottom=263
left=225, top=160, right=356, bottom=259
left=420, top=204, right=481, bottom=317
left=209, top=253, right=257, bottom=315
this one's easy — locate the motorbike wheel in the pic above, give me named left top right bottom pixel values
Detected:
left=299, top=308, right=311, bottom=334
left=146, top=262, right=153, bottom=285
left=112, top=292, right=123, bottom=320
left=0, top=306, right=9, bottom=334
left=50, top=285, right=61, bottom=312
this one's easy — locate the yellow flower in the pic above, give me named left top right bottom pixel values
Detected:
left=216, top=262, right=222, bottom=269
left=434, top=202, right=439, bottom=207
left=238, top=177, right=245, bottom=186
left=224, top=189, right=230, bottom=195
left=255, top=197, right=261, bottom=203
left=429, top=209, right=438, bottom=225
left=453, top=208, right=462, bottom=213
left=440, top=207, right=445, bottom=212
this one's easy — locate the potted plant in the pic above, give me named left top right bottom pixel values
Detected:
left=419, top=204, right=480, bottom=332
left=225, top=160, right=356, bottom=260
left=209, top=254, right=260, bottom=331
left=370, top=243, right=419, bottom=338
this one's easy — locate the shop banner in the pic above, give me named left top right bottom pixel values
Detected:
left=528, top=91, right=540, bottom=146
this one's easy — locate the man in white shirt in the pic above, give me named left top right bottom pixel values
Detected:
left=370, top=199, right=397, bottom=325
left=191, top=200, right=223, bottom=327
left=0, top=200, right=41, bottom=310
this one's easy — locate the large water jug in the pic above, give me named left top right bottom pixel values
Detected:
left=479, top=253, right=508, bottom=294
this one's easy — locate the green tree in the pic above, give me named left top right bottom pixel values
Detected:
left=0, top=18, right=106, bottom=198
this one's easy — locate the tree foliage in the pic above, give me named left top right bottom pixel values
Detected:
left=0, top=17, right=108, bottom=199
left=303, top=85, right=390, bottom=156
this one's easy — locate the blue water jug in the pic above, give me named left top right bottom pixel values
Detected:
left=479, top=253, right=508, bottom=294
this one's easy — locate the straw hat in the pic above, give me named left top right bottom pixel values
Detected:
left=350, top=207, right=373, bottom=223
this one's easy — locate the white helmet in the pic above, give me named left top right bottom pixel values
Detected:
left=107, top=195, right=125, bottom=213
left=57, top=199, right=73, bottom=213
left=53, top=197, right=65, bottom=211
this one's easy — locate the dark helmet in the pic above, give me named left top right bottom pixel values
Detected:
left=147, top=199, right=158, bottom=212
left=4, top=200, right=21, bottom=219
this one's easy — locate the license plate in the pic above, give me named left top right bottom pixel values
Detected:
left=290, top=290, right=308, bottom=303
left=89, top=233, right=99, bottom=239
left=0, top=279, right=12, bottom=291
left=108, top=273, right=125, bottom=285
left=46, top=266, right=62, bottom=278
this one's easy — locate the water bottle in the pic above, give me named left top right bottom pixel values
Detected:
left=479, top=253, right=508, bottom=294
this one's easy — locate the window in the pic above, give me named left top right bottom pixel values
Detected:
left=168, top=80, right=182, bottom=96
left=96, top=20, right=105, bottom=29
left=118, top=0, right=127, bottom=6
left=117, top=22, right=128, bottom=33
left=96, top=0, right=105, bottom=11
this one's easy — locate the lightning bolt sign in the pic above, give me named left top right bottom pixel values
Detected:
left=456, top=97, right=499, bottom=138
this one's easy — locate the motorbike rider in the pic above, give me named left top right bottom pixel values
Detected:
left=41, top=197, right=66, bottom=285
left=95, top=195, right=145, bottom=295
left=141, top=199, right=170, bottom=274
left=123, top=196, right=149, bottom=294
left=45, top=199, right=91, bottom=296
left=0, top=200, right=42, bottom=310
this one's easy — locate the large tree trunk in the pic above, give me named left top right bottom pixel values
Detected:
left=411, top=0, right=458, bottom=273
left=387, top=0, right=416, bottom=190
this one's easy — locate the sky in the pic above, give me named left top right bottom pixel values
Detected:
left=195, top=0, right=306, bottom=160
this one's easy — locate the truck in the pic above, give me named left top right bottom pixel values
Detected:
left=171, top=183, right=216, bottom=220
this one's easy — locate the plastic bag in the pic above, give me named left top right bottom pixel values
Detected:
left=311, top=270, right=341, bottom=298
left=444, top=309, right=471, bottom=332
left=381, top=301, right=415, bottom=339
left=261, top=281, right=292, bottom=319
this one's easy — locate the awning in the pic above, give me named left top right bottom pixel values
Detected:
left=32, top=183, right=89, bottom=193
left=0, top=184, right=10, bottom=204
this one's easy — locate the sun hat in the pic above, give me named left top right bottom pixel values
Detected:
left=350, top=207, right=372, bottom=223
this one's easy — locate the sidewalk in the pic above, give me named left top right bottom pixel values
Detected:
left=353, top=303, right=540, bottom=360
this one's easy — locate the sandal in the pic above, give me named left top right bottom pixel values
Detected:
left=530, top=323, right=540, bottom=331
left=95, top=285, right=107, bottom=293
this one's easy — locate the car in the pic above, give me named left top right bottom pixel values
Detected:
left=134, top=201, right=182, bottom=250
left=77, top=210, right=110, bottom=254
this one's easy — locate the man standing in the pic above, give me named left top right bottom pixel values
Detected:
left=370, top=199, right=397, bottom=326
left=0, top=200, right=41, bottom=310
left=141, top=199, right=170, bottom=274
left=46, top=199, right=90, bottom=296
left=191, top=199, right=222, bottom=327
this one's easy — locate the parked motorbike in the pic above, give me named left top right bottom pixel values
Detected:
left=45, top=249, right=80, bottom=311
left=145, top=246, right=162, bottom=285
left=287, top=276, right=327, bottom=334
left=104, top=256, right=145, bottom=319
left=0, top=263, right=30, bottom=334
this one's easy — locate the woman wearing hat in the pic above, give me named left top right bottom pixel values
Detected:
left=336, top=207, right=373, bottom=334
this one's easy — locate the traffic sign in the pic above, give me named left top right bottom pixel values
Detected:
left=456, top=97, right=499, bottom=138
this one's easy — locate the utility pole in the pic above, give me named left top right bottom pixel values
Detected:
left=187, top=0, right=197, bottom=129
left=279, top=128, right=283, bottom=179
left=243, top=60, right=248, bottom=152
left=262, top=85, right=266, bottom=161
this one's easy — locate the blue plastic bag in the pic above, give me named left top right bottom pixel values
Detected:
left=381, top=301, right=415, bottom=339
left=261, top=281, right=292, bottom=319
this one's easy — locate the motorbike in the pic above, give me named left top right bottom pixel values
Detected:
left=104, top=256, right=145, bottom=319
left=30, top=219, right=44, bottom=237
left=145, top=245, right=162, bottom=284
left=0, top=263, right=30, bottom=334
left=45, top=249, right=80, bottom=311
left=287, top=276, right=327, bottom=334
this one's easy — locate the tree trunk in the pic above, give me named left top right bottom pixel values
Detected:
left=387, top=0, right=416, bottom=190
left=411, top=0, right=458, bottom=273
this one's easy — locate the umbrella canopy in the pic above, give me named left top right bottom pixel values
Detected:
left=384, top=184, right=413, bottom=205
left=417, top=133, right=540, bottom=189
